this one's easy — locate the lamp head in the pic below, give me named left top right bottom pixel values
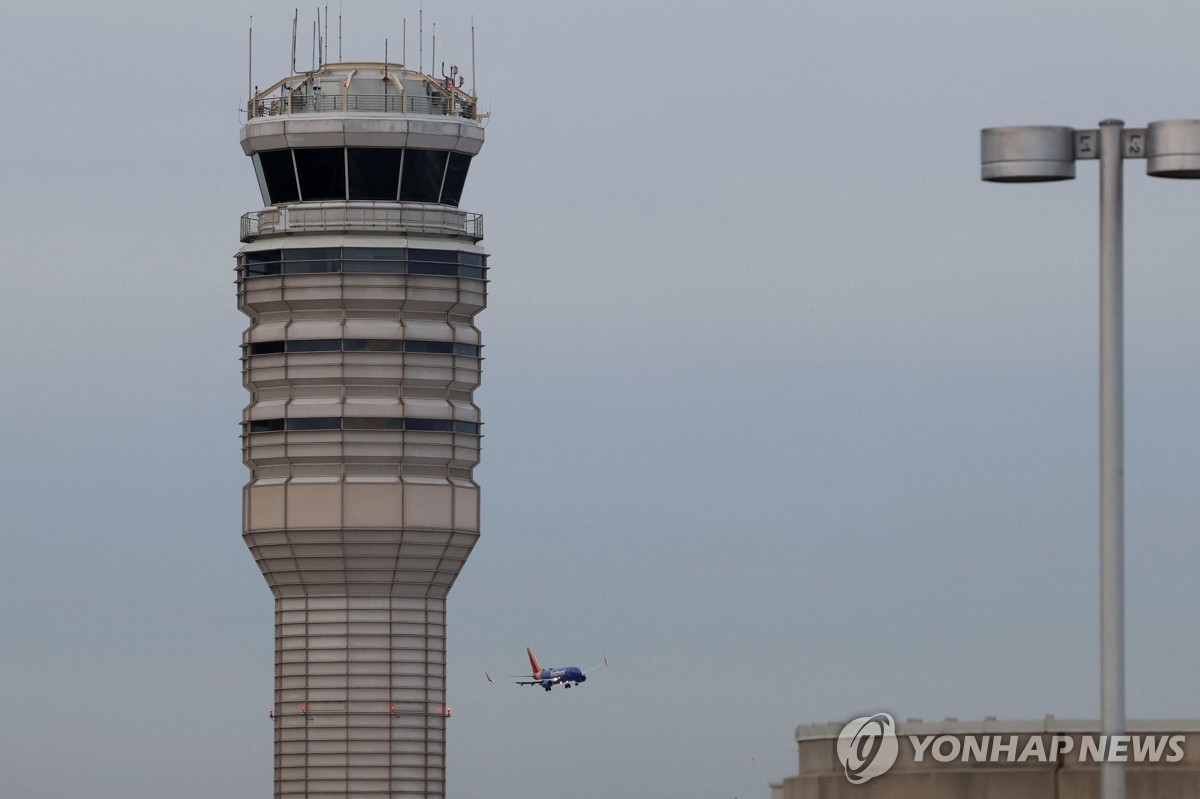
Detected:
left=981, top=125, right=1076, bottom=182
left=1147, top=120, right=1200, bottom=179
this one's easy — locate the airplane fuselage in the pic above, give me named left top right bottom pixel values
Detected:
left=538, top=666, right=586, bottom=690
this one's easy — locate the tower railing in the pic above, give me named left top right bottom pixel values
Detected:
left=248, top=93, right=476, bottom=119
left=240, top=203, right=484, bottom=242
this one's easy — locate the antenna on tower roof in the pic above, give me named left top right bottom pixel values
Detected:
left=248, top=15, right=254, bottom=104
left=291, top=9, right=298, bottom=75
left=338, top=0, right=343, bottom=61
left=419, top=3, right=424, bottom=74
left=403, top=18, right=407, bottom=68
left=315, top=8, right=321, bottom=68
left=311, top=18, right=317, bottom=71
left=432, top=23, right=436, bottom=76
left=471, top=16, right=477, bottom=98
left=324, top=4, right=329, bottom=65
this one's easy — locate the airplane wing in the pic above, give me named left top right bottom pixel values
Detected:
left=583, top=654, right=609, bottom=675
left=485, top=672, right=556, bottom=685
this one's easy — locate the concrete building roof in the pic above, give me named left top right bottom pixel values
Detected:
left=796, top=716, right=1200, bottom=741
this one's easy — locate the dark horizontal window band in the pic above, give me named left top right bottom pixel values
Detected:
left=241, top=247, right=485, bottom=280
left=246, top=418, right=481, bottom=435
left=254, top=147, right=472, bottom=206
left=246, top=340, right=480, bottom=357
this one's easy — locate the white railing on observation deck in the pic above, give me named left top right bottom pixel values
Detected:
left=240, top=203, right=483, bottom=242
left=248, top=93, right=477, bottom=120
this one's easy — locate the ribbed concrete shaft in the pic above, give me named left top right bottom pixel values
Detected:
left=274, top=597, right=447, bottom=797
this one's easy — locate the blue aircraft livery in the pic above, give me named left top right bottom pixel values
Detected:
left=486, top=647, right=608, bottom=691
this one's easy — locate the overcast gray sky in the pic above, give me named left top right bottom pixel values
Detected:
left=2, top=1, right=1199, bottom=797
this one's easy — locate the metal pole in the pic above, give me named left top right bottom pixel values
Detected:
left=1097, top=118, right=1126, bottom=799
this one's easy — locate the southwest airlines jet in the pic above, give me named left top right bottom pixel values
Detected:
left=486, top=647, right=608, bottom=691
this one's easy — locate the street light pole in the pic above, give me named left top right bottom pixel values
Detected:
left=1097, top=118, right=1126, bottom=799
left=982, top=117, right=1200, bottom=799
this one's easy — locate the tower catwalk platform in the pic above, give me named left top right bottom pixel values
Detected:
left=235, top=61, right=487, bottom=798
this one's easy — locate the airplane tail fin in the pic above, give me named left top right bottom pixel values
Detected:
left=527, top=647, right=542, bottom=677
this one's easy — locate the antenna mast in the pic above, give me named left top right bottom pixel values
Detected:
left=338, top=0, right=343, bottom=60
left=432, top=23, right=436, bottom=76
left=403, top=18, right=407, bottom=68
left=471, top=17, right=477, bottom=98
left=419, top=4, right=424, bottom=74
left=291, top=10, right=298, bottom=75
left=324, top=4, right=329, bottom=64
left=248, top=16, right=254, bottom=104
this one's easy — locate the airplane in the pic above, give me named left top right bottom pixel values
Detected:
left=486, top=647, right=608, bottom=692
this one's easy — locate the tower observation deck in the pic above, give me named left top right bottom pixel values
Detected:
left=236, top=62, right=486, bottom=798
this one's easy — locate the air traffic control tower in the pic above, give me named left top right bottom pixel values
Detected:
left=236, top=62, right=486, bottom=798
